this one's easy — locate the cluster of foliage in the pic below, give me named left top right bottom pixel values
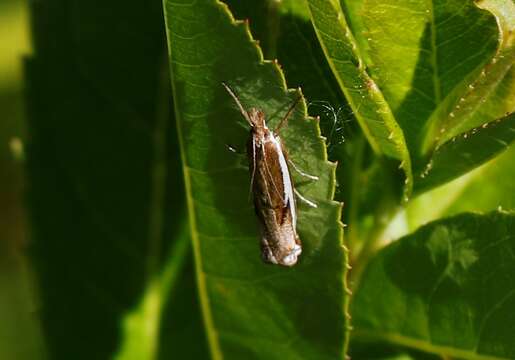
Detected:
left=25, top=0, right=514, bottom=359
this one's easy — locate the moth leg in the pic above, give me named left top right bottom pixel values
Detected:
left=294, top=188, right=318, bottom=208
left=288, top=159, right=319, bottom=181
left=225, top=143, right=245, bottom=155
left=274, top=95, right=302, bottom=134
left=225, top=143, right=249, bottom=175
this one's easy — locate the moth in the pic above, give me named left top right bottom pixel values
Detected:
left=223, top=83, right=317, bottom=267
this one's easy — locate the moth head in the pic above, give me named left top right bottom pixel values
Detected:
left=248, top=108, right=266, bottom=129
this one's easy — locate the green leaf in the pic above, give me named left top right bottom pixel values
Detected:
left=358, top=0, right=501, bottom=155
left=353, top=0, right=515, bottom=159
left=424, top=0, right=515, bottom=149
left=306, top=0, right=413, bottom=197
left=417, top=0, right=515, bottom=195
left=414, top=112, right=515, bottom=194
left=25, top=0, right=197, bottom=358
left=309, top=0, right=514, bottom=196
left=443, top=144, right=515, bottom=215
left=406, top=142, right=515, bottom=233
left=163, top=0, right=349, bottom=358
left=352, top=210, right=515, bottom=360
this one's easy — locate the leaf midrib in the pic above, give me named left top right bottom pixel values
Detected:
left=162, top=1, right=222, bottom=359
left=427, top=0, right=442, bottom=105
left=352, top=329, right=512, bottom=360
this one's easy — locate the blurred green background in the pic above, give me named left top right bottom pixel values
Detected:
left=0, top=0, right=45, bottom=358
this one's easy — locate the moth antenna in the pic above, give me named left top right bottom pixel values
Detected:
left=274, top=95, right=302, bottom=134
left=222, top=82, right=253, bottom=127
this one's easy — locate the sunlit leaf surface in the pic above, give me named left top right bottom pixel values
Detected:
left=353, top=210, right=515, bottom=360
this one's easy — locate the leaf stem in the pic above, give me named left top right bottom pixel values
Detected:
left=350, top=182, right=400, bottom=288
left=352, top=329, right=511, bottom=360
left=349, top=213, right=391, bottom=288
left=346, top=135, right=366, bottom=255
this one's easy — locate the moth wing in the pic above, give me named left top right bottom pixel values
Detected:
left=261, top=140, right=286, bottom=208
left=275, top=137, right=297, bottom=228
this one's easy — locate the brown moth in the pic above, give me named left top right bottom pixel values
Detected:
left=222, top=82, right=309, bottom=266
